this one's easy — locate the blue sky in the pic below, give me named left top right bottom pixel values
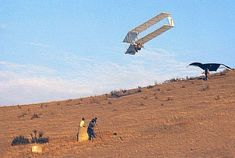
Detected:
left=1, top=0, right=235, bottom=105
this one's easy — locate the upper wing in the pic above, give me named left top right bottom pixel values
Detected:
left=131, top=12, right=171, bottom=34
left=136, top=24, right=173, bottom=45
left=123, top=12, right=172, bottom=44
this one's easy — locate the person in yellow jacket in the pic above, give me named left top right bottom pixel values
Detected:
left=77, top=117, right=88, bottom=141
left=80, top=117, right=85, bottom=128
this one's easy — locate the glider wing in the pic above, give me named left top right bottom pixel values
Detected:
left=136, top=24, right=173, bottom=45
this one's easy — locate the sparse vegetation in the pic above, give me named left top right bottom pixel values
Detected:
left=30, top=130, right=49, bottom=144
left=109, top=88, right=142, bottom=98
left=31, top=113, right=40, bottom=120
left=166, top=97, right=173, bottom=101
left=11, top=136, right=30, bottom=146
left=164, top=77, right=184, bottom=83
left=11, top=130, right=48, bottom=146
left=147, top=85, right=154, bottom=89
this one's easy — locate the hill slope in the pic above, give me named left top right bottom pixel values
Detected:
left=0, top=70, right=235, bottom=158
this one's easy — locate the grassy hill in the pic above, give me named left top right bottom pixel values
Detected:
left=0, top=70, right=235, bottom=158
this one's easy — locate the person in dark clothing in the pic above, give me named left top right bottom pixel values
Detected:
left=87, top=118, right=97, bottom=140
left=91, top=117, right=97, bottom=125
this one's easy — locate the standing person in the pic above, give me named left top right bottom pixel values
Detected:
left=80, top=117, right=85, bottom=128
left=77, top=117, right=86, bottom=141
left=205, top=68, right=209, bottom=80
left=87, top=118, right=97, bottom=140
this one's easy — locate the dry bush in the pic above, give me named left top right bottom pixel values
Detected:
left=31, top=113, right=40, bottom=120
left=166, top=97, right=173, bottom=101
left=30, top=130, right=49, bottom=144
left=147, top=85, right=154, bottom=89
left=110, top=88, right=141, bottom=98
left=164, top=78, right=184, bottom=83
left=11, top=136, right=30, bottom=146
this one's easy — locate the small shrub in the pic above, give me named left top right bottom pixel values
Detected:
left=147, top=85, right=154, bottom=89
left=30, top=130, right=49, bottom=144
left=31, top=113, right=40, bottom=120
left=122, top=89, right=127, bottom=93
left=166, top=97, right=173, bottom=101
left=110, top=90, right=119, bottom=98
left=11, top=136, right=30, bottom=146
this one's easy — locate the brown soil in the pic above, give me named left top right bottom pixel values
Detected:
left=0, top=70, right=235, bottom=158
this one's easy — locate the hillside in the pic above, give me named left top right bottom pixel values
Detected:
left=0, top=70, right=235, bottom=158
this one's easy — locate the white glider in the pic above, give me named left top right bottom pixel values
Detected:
left=123, top=12, right=174, bottom=55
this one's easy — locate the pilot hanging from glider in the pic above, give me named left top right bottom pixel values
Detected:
left=123, top=12, right=174, bottom=55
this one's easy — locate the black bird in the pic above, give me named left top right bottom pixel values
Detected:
left=189, top=62, right=232, bottom=80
